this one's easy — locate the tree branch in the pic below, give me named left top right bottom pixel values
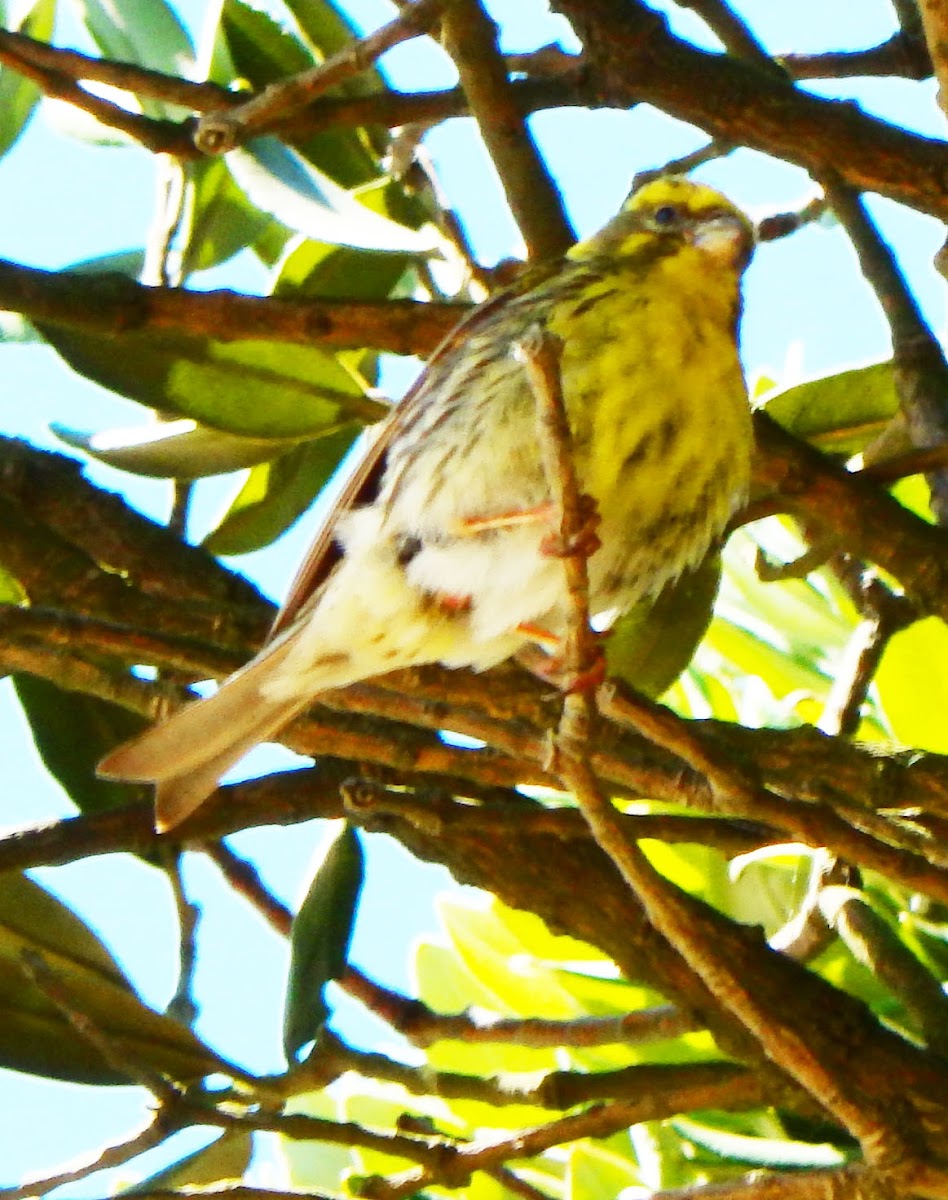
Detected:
left=0, top=258, right=464, bottom=357
left=553, top=0, right=948, bottom=221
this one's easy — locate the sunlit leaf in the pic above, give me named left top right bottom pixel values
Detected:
left=672, top=1117, right=851, bottom=1168
left=182, top=156, right=275, bottom=274
left=760, top=361, right=897, bottom=456
left=567, top=1141, right=641, bottom=1200
left=274, top=237, right=414, bottom=302
left=228, top=138, right=437, bottom=253
left=0, top=562, right=28, bottom=604
left=53, top=418, right=300, bottom=479
left=874, top=617, right=948, bottom=754
left=68, top=0, right=194, bottom=119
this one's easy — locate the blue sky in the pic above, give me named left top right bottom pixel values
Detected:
left=1, top=0, right=945, bottom=1189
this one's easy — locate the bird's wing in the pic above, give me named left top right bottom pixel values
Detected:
left=266, top=271, right=557, bottom=642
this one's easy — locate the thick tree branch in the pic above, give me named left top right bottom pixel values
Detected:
left=439, top=0, right=574, bottom=260
left=553, top=0, right=948, bottom=221
left=0, top=258, right=464, bottom=357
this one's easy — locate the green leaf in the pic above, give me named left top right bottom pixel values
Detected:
left=274, top=238, right=414, bottom=302
left=0, top=873, right=230, bottom=1084
left=203, top=423, right=360, bottom=554
left=605, top=554, right=721, bottom=698
left=217, top=0, right=380, bottom=186
left=123, top=1130, right=253, bottom=1191
left=13, top=675, right=150, bottom=815
left=41, top=247, right=387, bottom=437
left=40, top=321, right=387, bottom=438
left=761, top=361, right=898, bottom=457
left=53, top=418, right=301, bottom=479
left=671, top=1117, right=850, bottom=1168
left=227, top=137, right=437, bottom=253
left=182, top=157, right=275, bottom=274
left=283, top=821, right=364, bottom=1062
left=874, top=617, right=948, bottom=754
left=0, top=563, right=28, bottom=604
left=0, top=0, right=56, bottom=159
left=567, top=1141, right=641, bottom=1200
left=283, top=0, right=376, bottom=66
left=69, top=0, right=194, bottom=119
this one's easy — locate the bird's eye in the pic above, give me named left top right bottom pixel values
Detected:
left=652, top=204, right=680, bottom=227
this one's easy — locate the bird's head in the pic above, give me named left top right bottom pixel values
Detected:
left=569, top=176, right=756, bottom=273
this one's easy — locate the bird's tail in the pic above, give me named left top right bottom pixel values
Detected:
left=98, top=537, right=478, bottom=831
left=98, top=629, right=348, bottom=832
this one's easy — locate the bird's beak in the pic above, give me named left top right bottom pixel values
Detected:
left=690, top=213, right=755, bottom=270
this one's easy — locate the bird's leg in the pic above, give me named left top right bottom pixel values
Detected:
left=454, top=496, right=601, bottom=553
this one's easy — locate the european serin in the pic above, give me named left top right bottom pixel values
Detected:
left=99, top=176, right=755, bottom=829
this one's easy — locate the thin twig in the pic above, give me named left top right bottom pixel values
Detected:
left=205, top=841, right=293, bottom=936
left=19, top=950, right=179, bottom=1098
left=823, top=176, right=948, bottom=524
left=164, top=855, right=201, bottom=1026
left=340, top=965, right=699, bottom=1047
left=634, top=137, right=735, bottom=188
left=820, top=572, right=915, bottom=738
left=0, top=38, right=194, bottom=154
left=356, top=1069, right=769, bottom=1199
left=0, top=1111, right=176, bottom=1200
left=675, top=0, right=786, bottom=80
left=781, top=34, right=931, bottom=82
left=0, top=28, right=229, bottom=108
left=756, top=193, right=828, bottom=242
left=194, top=0, right=446, bottom=153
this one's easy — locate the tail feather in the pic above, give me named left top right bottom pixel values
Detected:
left=99, top=635, right=315, bottom=831
left=98, top=548, right=470, bottom=831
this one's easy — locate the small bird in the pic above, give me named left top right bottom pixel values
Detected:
left=98, top=176, right=756, bottom=831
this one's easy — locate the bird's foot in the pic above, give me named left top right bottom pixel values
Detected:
left=539, top=493, right=601, bottom=559
left=516, top=625, right=607, bottom=693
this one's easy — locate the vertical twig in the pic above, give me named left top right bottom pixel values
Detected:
left=515, top=324, right=922, bottom=1166
left=165, top=854, right=201, bottom=1026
